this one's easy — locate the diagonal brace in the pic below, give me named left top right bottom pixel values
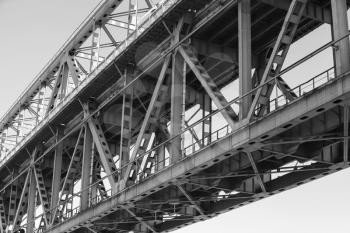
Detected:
left=176, top=184, right=207, bottom=218
left=246, top=152, right=267, bottom=193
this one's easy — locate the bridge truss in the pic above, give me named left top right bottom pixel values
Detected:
left=0, top=0, right=350, bottom=232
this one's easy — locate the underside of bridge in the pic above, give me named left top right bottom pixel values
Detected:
left=1, top=0, right=350, bottom=232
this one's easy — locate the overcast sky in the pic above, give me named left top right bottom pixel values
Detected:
left=0, top=1, right=350, bottom=232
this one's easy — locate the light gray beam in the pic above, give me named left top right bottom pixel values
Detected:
left=46, top=64, right=63, bottom=115
left=50, top=128, right=64, bottom=221
left=145, top=0, right=154, bottom=8
left=331, top=0, right=350, bottom=76
left=65, top=54, right=80, bottom=86
left=27, top=170, right=36, bottom=233
left=119, top=65, right=134, bottom=178
left=0, top=196, right=6, bottom=233
left=171, top=52, right=185, bottom=164
left=81, top=125, right=93, bottom=211
left=102, top=25, right=120, bottom=47
left=179, top=46, right=239, bottom=127
left=90, top=23, right=102, bottom=72
left=238, top=0, right=252, bottom=119
left=344, top=105, right=349, bottom=162
left=33, top=166, right=50, bottom=226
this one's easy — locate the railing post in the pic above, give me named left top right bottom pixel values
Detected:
left=238, top=0, right=252, bottom=119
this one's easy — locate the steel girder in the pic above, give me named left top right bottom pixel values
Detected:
left=0, top=0, right=350, bottom=232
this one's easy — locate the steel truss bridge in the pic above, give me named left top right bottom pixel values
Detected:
left=0, top=0, right=350, bottom=232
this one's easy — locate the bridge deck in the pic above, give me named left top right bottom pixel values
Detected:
left=48, top=64, right=350, bottom=232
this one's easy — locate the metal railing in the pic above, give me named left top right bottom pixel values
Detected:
left=269, top=68, right=335, bottom=111
left=184, top=67, right=335, bottom=157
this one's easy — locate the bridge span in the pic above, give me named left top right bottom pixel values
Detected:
left=0, top=0, right=350, bottom=232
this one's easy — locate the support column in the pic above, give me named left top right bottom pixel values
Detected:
left=331, top=0, right=350, bottom=75
left=50, top=128, right=64, bottom=219
left=59, top=64, right=69, bottom=100
left=344, top=104, right=349, bottom=162
left=156, top=142, right=165, bottom=171
left=90, top=156, right=98, bottom=206
left=90, top=22, right=101, bottom=72
left=170, top=52, right=185, bottom=164
left=81, top=125, right=93, bottom=210
left=27, top=170, right=36, bottom=233
left=238, top=0, right=252, bottom=119
left=202, top=94, right=211, bottom=146
left=119, top=64, right=134, bottom=177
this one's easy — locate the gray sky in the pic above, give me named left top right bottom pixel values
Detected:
left=0, top=1, right=349, bottom=232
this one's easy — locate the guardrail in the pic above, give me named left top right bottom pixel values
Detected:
left=269, top=67, right=335, bottom=111
left=184, top=67, right=335, bottom=156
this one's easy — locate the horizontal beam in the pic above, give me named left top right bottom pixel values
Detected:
left=137, top=38, right=237, bottom=73
left=259, top=0, right=332, bottom=24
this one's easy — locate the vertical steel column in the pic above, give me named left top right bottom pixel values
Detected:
left=0, top=133, right=6, bottom=156
left=50, top=128, right=64, bottom=220
left=171, top=52, right=185, bottom=164
left=90, top=22, right=101, bottom=72
left=156, top=141, right=165, bottom=171
left=135, top=0, right=139, bottom=35
left=331, top=0, right=350, bottom=75
left=238, top=0, right=252, bottom=119
left=16, top=114, right=23, bottom=143
left=27, top=170, right=36, bottom=233
left=202, top=94, right=211, bottom=146
left=344, top=105, right=349, bottom=162
left=81, top=125, right=93, bottom=211
left=59, top=64, right=69, bottom=100
left=0, top=195, right=6, bottom=233
left=90, top=156, right=98, bottom=206
left=36, top=90, right=44, bottom=125
left=7, top=179, right=18, bottom=228
left=127, top=0, right=135, bottom=37
left=119, top=64, right=134, bottom=178
left=169, top=14, right=191, bottom=164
